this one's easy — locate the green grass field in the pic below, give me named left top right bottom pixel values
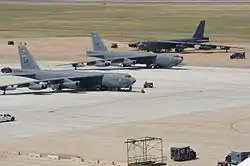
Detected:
left=0, top=3, right=250, bottom=42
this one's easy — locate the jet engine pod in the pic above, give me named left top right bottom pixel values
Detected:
left=104, top=60, right=112, bottom=66
left=175, top=45, right=187, bottom=52
left=95, top=61, right=111, bottom=67
left=199, top=45, right=217, bottom=50
left=6, top=85, right=17, bottom=91
left=62, top=81, right=80, bottom=89
left=220, top=46, right=230, bottom=50
left=72, top=62, right=85, bottom=68
left=122, top=59, right=136, bottom=67
left=1, top=67, right=12, bottom=73
left=28, top=84, right=48, bottom=90
left=51, top=84, right=62, bottom=91
left=128, top=42, right=139, bottom=48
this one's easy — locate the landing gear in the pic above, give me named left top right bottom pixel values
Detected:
left=175, top=48, right=184, bottom=52
left=95, top=85, right=102, bottom=91
left=3, top=91, right=6, bottom=95
left=72, top=64, right=78, bottom=70
left=146, top=64, right=156, bottom=69
left=128, top=86, right=132, bottom=91
left=119, top=63, right=132, bottom=67
left=52, top=86, right=62, bottom=91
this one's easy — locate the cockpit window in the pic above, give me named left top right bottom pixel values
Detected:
left=125, top=75, right=131, bottom=78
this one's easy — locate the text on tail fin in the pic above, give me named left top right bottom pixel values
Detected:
left=18, top=44, right=41, bottom=70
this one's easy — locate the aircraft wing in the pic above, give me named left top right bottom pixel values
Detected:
left=137, top=40, right=243, bottom=50
left=56, top=57, right=105, bottom=68
left=142, top=40, right=243, bottom=49
left=193, top=42, right=244, bottom=49
left=0, top=73, right=104, bottom=91
left=56, top=54, right=157, bottom=68
left=0, top=72, right=36, bottom=77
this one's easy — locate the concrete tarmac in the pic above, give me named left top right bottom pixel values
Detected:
left=0, top=65, right=250, bottom=139
left=0, top=65, right=250, bottom=165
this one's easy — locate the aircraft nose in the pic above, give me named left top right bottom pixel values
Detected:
left=130, top=77, right=136, bottom=84
left=137, top=42, right=145, bottom=48
left=172, top=55, right=183, bottom=66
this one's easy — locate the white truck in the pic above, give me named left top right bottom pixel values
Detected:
left=0, top=113, right=15, bottom=122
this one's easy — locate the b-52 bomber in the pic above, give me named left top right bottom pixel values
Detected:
left=128, top=20, right=243, bottom=53
left=58, top=32, right=183, bottom=70
left=0, top=44, right=136, bottom=95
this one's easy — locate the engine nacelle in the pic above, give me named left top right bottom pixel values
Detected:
left=176, top=44, right=187, bottom=49
left=122, top=59, right=136, bottom=67
left=1, top=67, right=12, bottom=73
left=28, top=84, right=47, bottom=90
left=72, top=62, right=85, bottom=68
left=62, top=81, right=80, bottom=89
left=220, top=46, right=230, bottom=50
left=128, top=43, right=138, bottom=48
left=6, top=85, right=17, bottom=91
left=199, top=45, right=217, bottom=50
left=50, top=84, right=62, bottom=90
left=95, top=61, right=111, bottom=67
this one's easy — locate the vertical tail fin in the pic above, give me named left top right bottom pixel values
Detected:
left=192, top=20, right=205, bottom=39
left=91, top=31, right=108, bottom=51
left=18, top=44, right=41, bottom=70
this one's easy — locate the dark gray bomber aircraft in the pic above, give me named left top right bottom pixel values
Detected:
left=58, top=32, right=183, bottom=70
left=129, top=20, right=243, bottom=53
left=0, top=45, right=136, bottom=95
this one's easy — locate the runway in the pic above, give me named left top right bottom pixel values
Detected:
left=0, top=65, right=250, bottom=143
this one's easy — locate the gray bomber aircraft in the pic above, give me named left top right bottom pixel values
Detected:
left=58, top=32, right=183, bottom=70
left=128, top=20, right=243, bottom=53
left=0, top=44, right=136, bottom=95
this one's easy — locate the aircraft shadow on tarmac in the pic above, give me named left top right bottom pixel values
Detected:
left=77, top=66, right=189, bottom=71
left=131, top=48, right=234, bottom=54
left=77, top=66, right=147, bottom=71
left=0, top=88, right=143, bottom=96
left=0, top=89, right=88, bottom=96
left=169, top=67, right=189, bottom=71
left=180, top=50, right=234, bottom=54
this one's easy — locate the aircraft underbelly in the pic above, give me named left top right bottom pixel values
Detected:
left=131, top=56, right=155, bottom=64
left=79, top=76, right=103, bottom=89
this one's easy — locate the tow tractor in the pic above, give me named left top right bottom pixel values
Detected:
left=144, top=81, right=154, bottom=88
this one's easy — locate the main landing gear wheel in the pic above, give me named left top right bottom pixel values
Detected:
left=146, top=64, right=156, bottom=69
left=95, top=85, right=102, bottom=91
left=52, top=87, right=62, bottom=91
left=129, top=86, right=132, bottom=91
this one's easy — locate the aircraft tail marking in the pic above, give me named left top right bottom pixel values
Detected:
left=91, top=31, right=108, bottom=51
left=18, top=44, right=41, bottom=70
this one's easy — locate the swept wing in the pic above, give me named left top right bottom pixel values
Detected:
left=0, top=73, right=104, bottom=91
